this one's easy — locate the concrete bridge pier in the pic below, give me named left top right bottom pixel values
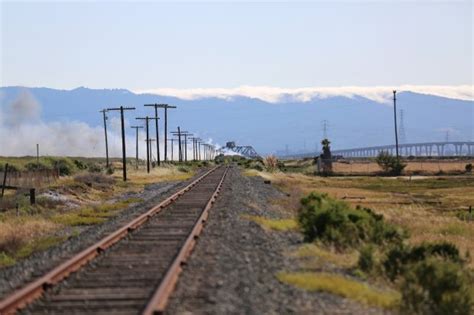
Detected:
left=426, top=145, right=433, bottom=156
left=436, top=144, right=444, bottom=157
left=454, top=144, right=463, bottom=156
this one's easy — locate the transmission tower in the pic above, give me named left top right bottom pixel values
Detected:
left=399, top=109, right=407, bottom=144
left=321, top=120, right=329, bottom=140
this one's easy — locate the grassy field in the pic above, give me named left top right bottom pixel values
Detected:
left=244, top=164, right=473, bottom=311
left=248, top=169, right=474, bottom=268
left=0, top=156, right=199, bottom=268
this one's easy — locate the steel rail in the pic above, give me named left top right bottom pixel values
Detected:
left=142, top=165, right=229, bottom=315
left=0, top=166, right=222, bottom=315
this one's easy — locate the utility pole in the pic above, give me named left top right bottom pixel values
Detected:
left=393, top=90, right=399, bottom=158
left=145, top=104, right=177, bottom=162
left=180, top=132, right=192, bottom=162
left=198, top=141, right=202, bottom=160
left=100, top=109, right=110, bottom=168
left=107, top=106, right=135, bottom=181
left=131, top=126, right=143, bottom=169
left=136, top=116, right=159, bottom=173
left=144, top=104, right=165, bottom=166
left=189, top=137, right=200, bottom=161
left=171, top=128, right=188, bottom=163
left=36, top=144, right=39, bottom=164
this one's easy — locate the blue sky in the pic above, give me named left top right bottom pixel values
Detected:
left=1, top=1, right=472, bottom=90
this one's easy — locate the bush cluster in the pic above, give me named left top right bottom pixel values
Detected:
left=400, top=258, right=472, bottom=315
left=376, top=151, right=406, bottom=175
left=297, top=192, right=473, bottom=314
left=383, top=242, right=462, bottom=281
left=466, top=163, right=473, bottom=173
left=298, top=192, right=405, bottom=248
left=24, top=162, right=49, bottom=171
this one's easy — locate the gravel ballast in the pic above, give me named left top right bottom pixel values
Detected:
left=166, top=167, right=390, bottom=315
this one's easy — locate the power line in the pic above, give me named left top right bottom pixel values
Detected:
left=399, top=109, right=407, bottom=144
left=321, top=120, right=329, bottom=140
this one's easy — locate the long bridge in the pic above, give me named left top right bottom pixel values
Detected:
left=282, top=141, right=474, bottom=158
left=334, top=141, right=474, bottom=157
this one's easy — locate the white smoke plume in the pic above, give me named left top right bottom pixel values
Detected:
left=0, top=90, right=196, bottom=161
left=0, top=90, right=144, bottom=158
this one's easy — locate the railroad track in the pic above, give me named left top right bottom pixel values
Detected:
left=0, top=165, right=229, bottom=315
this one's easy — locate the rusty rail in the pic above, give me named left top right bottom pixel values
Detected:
left=0, top=166, right=225, bottom=314
left=143, top=165, right=228, bottom=315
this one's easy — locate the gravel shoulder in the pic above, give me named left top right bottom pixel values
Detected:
left=0, top=169, right=207, bottom=300
left=166, top=167, right=389, bottom=315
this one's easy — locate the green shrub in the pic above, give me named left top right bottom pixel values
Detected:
left=400, top=258, right=472, bottom=315
left=383, top=242, right=462, bottom=281
left=52, top=158, right=75, bottom=176
left=87, top=163, right=102, bottom=173
left=358, top=245, right=375, bottom=273
left=73, top=159, right=88, bottom=170
left=298, top=193, right=405, bottom=248
left=376, top=151, right=406, bottom=175
left=0, top=163, right=20, bottom=172
left=465, top=163, right=473, bottom=173
left=24, top=162, right=50, bottom=171
left=177, top=166, right=189, bottom=173
left=106, top=166, right=114, bottom=175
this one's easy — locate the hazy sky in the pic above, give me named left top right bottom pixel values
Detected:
left=1, top=0, right=472, bottom=90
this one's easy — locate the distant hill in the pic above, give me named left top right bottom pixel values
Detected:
left=0, top=86, right=472, bottom=156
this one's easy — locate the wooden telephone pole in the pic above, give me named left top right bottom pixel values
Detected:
left=393, top=90, right=399, bottom=159
left=144, top=104, right=164, bottom=166
left=144, top=104, right=177, bottom=162
left=100, top=109, right=110, bottom=168
left=136, top=117, right=159, bottom=173
left=106, top=106, right=135, bottom=181
left=171, top=128, right=188, bottom=163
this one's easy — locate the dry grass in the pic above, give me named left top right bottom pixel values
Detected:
left=294, top=243, right=358, bottom=269
left=52, top=197, right=143, bottom=226
left=117, top=165, right=195, bottom=192
left=241, top=214, right=298, bottom=232
left=0, top=217, right=60, bottom=267
left=277, top=271, right=400, bottom=309
left=263, top=155, right=279, bottom=172
left=332, top=160, right=473, bottom=175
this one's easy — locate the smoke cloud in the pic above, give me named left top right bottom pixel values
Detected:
left=0, top=90, right=132, bottom=157
left=0, top=90, right=209, bottom=160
